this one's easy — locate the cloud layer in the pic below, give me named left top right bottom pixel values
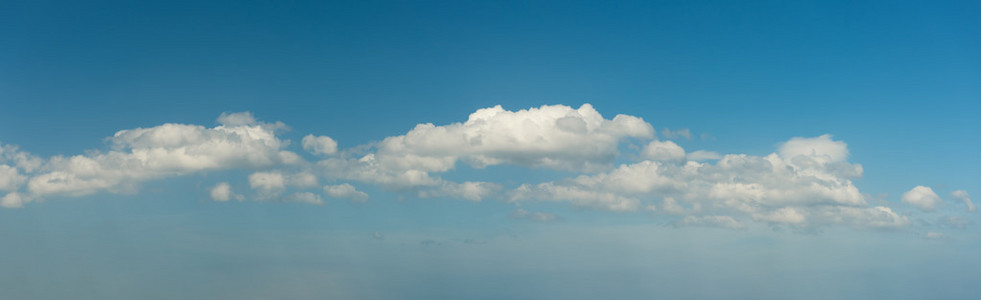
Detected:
left=0, top=104, right=971, bottom=234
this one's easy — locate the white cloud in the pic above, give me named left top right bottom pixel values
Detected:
left=902, top=186, right=941, bottom=212
left=416, top=181, right=500, bottom=202
left=0, top=164, right=26, bottom=192
left=778, top=134, right=849, bottom=163
left=288, top=172, right=319, bottom=188
left=247, top=171, right=319, bottom=198
left=216, top=111, right=257, bottom=126
left=1, top=192, right=29, bottom=208
left=302, top=134, right=338, bottom=156
left=26, top=113, right=299, bottom=197
left=752, top=207, right=806, bottom=225
left=0, top=144, right=43, bottom=173
left=676, top=215, right=746, bottom=230
left=323, top=183, right=369, bottom=203
left=318, top=104, right=654, bottom=199
left=951, top=190, right=975, bottom=213
left=509, top=208, right=558, bottom=222
left=287, top=192, right=323, bottom=205
left=210, top=182, right=243, bottom=202
left=376, top=103, right=653, bottom=171
left=687, top=150, right=721, bottom=161
left=508, top=135, right=904, bottom=230
left=661, top=128, right=692, bottom=140
left=0, top=105, right=935, bottom=234
left=248, top=171, right=286, bottom=195
left=641, top=140, right=685, bottom=163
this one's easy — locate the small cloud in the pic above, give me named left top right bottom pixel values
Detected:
left=923, top=232, right=946, bottom=240
left=951, top=190, right=975, bottom=213
left=287, top=192, right=323, bottom=205
left=902, top=186, right=942, bottom=212
left=372, top=232, right=384, bottom=240
left=661, top=128, right=692, bottom=140
left=209, top=182, right=243, bottom=202
left=1, top=192, right=28, bottom=208
left=641, top=140, right=686, bottom=162
left=687, top=150, right=722, bottom=161
left=217, top=111, right=256, bottom=126
left=302, top=134, right=339, bottom=156
left=938, top=216, right=970, bottom=229
left=324, top=183, right=369, bottom=203
left=675, top=215, right=747, bottom=230
left=509, top=208, right=558, bottom=222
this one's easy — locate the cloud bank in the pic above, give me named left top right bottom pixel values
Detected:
left=0, top=104, right=971, bottom=233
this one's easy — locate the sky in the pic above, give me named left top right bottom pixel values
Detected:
left=1, top=1, right=980, bottom=299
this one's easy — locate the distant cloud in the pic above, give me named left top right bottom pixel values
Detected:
left=686, top=150, right=721, bottom=161
left=660, top=128, right=692, bottom=140
left=509, top=208, right=558, bottom=222
left=324, top=183, right=369, bottom=203
left=0, top=192, right=27, bottom=208
left=641, top=140, right=685, bottom=163
left=902, top=186, right=942, bottom=212
left=509, top=135, right=908, bottom=230
left=210, top=182, right=243, bottom=202
left=951, top=190, right=975, bottom=213
left=287, top=192, right=323, bottom=205
left=0, top=104, right=959, bottom=235
left=24, top=113, right=299, bottom=197
left=923, top=232, right=946, bottom=240
left=302, top=134, right=338, bottom=156
left=676, top=215, right=747, bottom=230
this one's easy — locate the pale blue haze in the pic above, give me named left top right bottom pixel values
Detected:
left=1, top=1, right=979, bottom=299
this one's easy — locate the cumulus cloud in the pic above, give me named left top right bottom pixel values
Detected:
left=416, top=181, right=500, bottom=202
left=923, top=232, right=946, bottom=240
left=508, top=135, right=907, bottom=230
left=0, top=144, right=43, bottom=173
left=320, top=104, right=653, bottom=184
left=1, top=192, right=29, bottom=208
left=323, top=183, right=369, bottom=203
left=0, top=104, right=944, bottom=234
left=26, top=113, right=299, bottom=197
left=318, top=103, right=654, bottom=203
left=509, top=208, right=558, bottom=222
left=249, top=171, right=287, bottom=196
left=778, top=134, right=849, bottom=163
left=676, top=215, right=747, bottom=230
left=687, top=150, right=721, bottom=161
left=951, top=190, right=974, bottom=213
left=902, top=186, right=941, bottom=212
left=302, top=134, right=338, bottom=156
left=661, top=128, right=692, bottom=140
left=641, top=140, right=685, bottom=163
left=248, top=171, right=319, bottom=197
left=287, top=192, right=324, bottom=205
left=210, top=182, right=243, bottom=202
left=0, top=164, right=27, bottom=192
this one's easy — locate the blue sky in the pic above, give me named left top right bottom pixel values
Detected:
left=1, top=1, right=979, bottom=299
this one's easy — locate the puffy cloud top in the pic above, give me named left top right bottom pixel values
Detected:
left=509, top=135, right=897, bottom=230
left=902, top=186, right=942, bottom=212
left=27, top=113, right=298, bottom=197
left=779, top=134, right=849, bottom=163
left=377, top=103, right=654, bottom=171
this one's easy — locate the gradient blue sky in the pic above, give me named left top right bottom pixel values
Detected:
left=1, top=1, right=979, bottom=299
